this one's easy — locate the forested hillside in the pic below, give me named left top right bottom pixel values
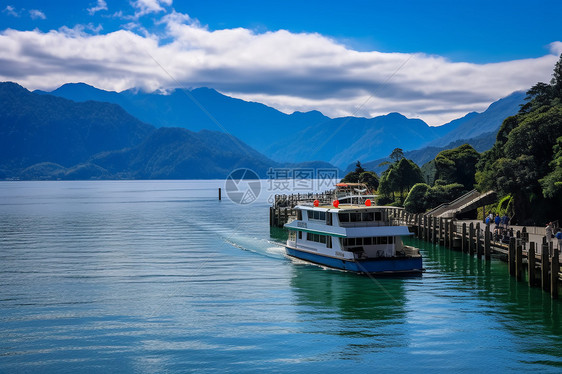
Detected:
left=476, top=54, right=562, bottom=224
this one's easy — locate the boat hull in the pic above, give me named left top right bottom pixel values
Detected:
left=286, top=247, right=423, bottom=275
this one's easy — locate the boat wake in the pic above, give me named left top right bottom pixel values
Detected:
left=223, top=236, right=286, bottom=260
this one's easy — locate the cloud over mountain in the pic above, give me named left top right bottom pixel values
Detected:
left=0, top=8, right=560, bottom=125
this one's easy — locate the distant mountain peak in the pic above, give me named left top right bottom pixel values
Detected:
left=384, top=112, right=408, bottom=119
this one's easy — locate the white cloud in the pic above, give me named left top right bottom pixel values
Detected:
left=550, top=41, right=562, bottom=55
left=131, top=0, right=172, bottom=18
left=87, top=0, right=108, bottom=15
left=3, top=5, right=19, bottom=17
left=29, top=9, right=46, bottom=20
left=0, top=12, right=559, bottom=125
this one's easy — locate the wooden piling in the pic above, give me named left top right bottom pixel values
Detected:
left=515, top=240, right=523, bottom=281
left=476, top=223, right=482, bottom=258
left=552, top=249, right=559, bottom=299
left=528, top=242, right=536, bottom=287
left=484, top=224, right=491, bottom=260
left=449, top=220, right=455, bottom=249
left=542, top=242, right=550, bottom=292
left=218, top=187, right=222, bottom=200
left=444, top=219, right=449, bottom=247
left=508, top=237, right=515, bottom=276
left=468, top=222, right=474, bottom=256
left=462, top=223, right=467, bottom=253
left=433, top=217, right=438, bottom=244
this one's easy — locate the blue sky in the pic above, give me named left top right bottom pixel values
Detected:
left=1, top=0, right=561, bottom=124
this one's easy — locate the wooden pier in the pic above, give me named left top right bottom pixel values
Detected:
left=269, top=194, right=561, bottom=298
left=389, top=208, right=561, bottom=299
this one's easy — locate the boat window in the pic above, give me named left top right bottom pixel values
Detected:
left=362, top=212, right=374, bottom=221
left=364, top=237, right=372, bottom=245
left=308, top=210, right=326, bottom=221
left=389, top=236, right=394, bottom=244
left=327, top=236, right=332, bottom=248
left=326, top=213, right=332, bottom=226
left=350, top=213, right=361, bottom=222
left=374, top=212, right=382, bottom=221
left=297, top=210, right=302, bottom=220
left=298, top=231, right=302, bottom=240
left=380, top=237, right=388, bottom=245
left=307, top=233, right=330, bottom=246
left=339, top=213, right=349, bottom=222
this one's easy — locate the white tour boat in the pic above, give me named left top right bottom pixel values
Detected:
left=284, top=184, right=423, bottom=275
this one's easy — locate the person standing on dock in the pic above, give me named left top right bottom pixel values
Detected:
left=546, top=222, right=554, bottom=244
left=556, top=228, right=562, bottom=252
left=494, top=214, right=501, bottom=228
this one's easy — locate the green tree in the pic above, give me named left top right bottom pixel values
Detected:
left=434, top=144, right=480, bottom=190
left=539, top=136, right=562, bottom=199
left=341, top=161, right=366, bottom=183
left=359, top=171, right=379, bottom=191
left=379, top=158, right=424, bottom=204
left=404, top=183, right=431, bottom=213
left=476, top=53, right=562, bottom=223
left=389, top=148, right=405, bottom=163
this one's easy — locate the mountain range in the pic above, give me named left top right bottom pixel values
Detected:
left=0, top=82, right=298, bottom=180
left=1, top=81, right=526, bottom=180
left=36, top=83, right=525, bottom=169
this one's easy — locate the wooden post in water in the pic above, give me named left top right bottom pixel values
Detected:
left=444, top=219, right=449, bottom=247
left=528, top=242, right=536, bottom=287
left=515, top=240, right=523, bottom=281
left=462, top=223, right=467, bottom=253
left=542, top=241, right=550, bottom=292
left=218, top=187, right=222, bottom=201
left=424, top=215, right=428, bottom=240
left=476, top=223, right=482, bottom=258
left=425, top=216, right=431, bottom=242
left=484, top=224, right=491, bottom=260
left=508, top=237, right=516, bottom=277
left=552, top=248, right=559, bottom=299
left=433, top=217, right=438, bottom=244
left=468, top=222, right=474, bottom=256
left=448, top=220, right=454, bottom=249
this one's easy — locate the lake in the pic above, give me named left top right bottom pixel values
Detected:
left=1, top=180, right=562, bottom=373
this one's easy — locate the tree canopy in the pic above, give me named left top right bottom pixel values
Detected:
left=379, top=157, right=424, bottom=203
left=434, top=144, right=480, bottom=190
left=340, top=161, right=379, bottom=191
left=476, top=53, right=562, bottom=223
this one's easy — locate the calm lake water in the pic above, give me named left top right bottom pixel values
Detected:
left=1, top=180, right=562, bottom=373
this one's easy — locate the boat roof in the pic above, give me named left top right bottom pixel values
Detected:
left=335, top=182, right=368, bottom=187
left=296, top=204, right=398, bottom=212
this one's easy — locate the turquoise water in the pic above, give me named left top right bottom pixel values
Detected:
left=1, top=181, right=562, bottom=373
